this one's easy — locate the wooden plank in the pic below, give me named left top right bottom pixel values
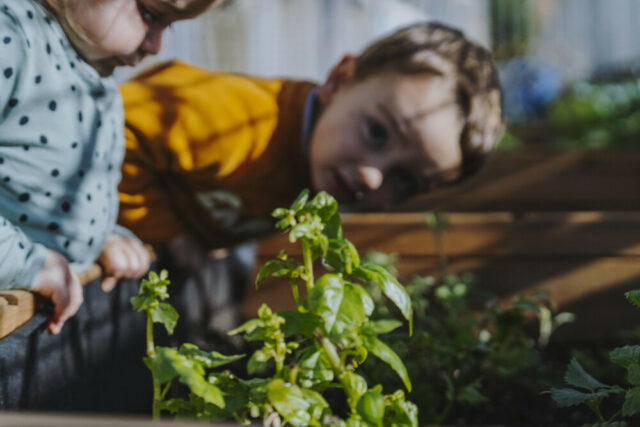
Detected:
left=393, top=148, right=640, bottom=212
left=0, top=291, right=37, bottom=339
left=0, top=412, right=237, bottom=426
left=259, top=211, right=640, bottom=257
left=243, top=255, right=640, bottom=342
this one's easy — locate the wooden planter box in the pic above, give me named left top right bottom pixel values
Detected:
left=244, top=148, right=640, bottom=343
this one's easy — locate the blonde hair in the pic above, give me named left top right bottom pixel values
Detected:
left=355, top=22, right=505, bottom=182
left=43, top=0, right=222, bottom=38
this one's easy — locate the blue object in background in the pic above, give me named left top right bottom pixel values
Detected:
left=500, top=57, right=563, bottom=121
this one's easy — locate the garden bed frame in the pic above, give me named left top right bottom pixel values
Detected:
left=246, top=148, right=640, bottom=343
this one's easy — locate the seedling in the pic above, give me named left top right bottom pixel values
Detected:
left=132, top=190, right=417, bottom=426
left=548, top=290, right=640, bottom=426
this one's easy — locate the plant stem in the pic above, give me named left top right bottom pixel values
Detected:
left=146, top=310, right=155, bottom=357
left=315, top=330, right=363, bottom=411
left=434, top=225, right=448, bottom=279
left=146, top=309, right=161, bottom=420
left=607, top=408, right=622, bottom=422
left=290, top=279, right=301, bottom=309
left=302, top=240, right=314, bottom=292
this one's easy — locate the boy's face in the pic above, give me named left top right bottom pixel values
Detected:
left=310, top=60, right=463, bottom=211
left=56, top=0, right=221, bottom=76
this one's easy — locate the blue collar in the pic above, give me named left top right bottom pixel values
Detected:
left=301, top=87, right=318, bottom=168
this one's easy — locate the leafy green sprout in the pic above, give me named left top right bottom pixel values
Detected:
left=132, top=190, right=418, bottom=426
left=548, top=290, right=640, bottom=426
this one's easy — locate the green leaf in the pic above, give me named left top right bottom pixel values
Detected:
left=301, top=388, right=330, bottom=424
left=387, top=390, right=418, bottom=427
left=290, top=223, right=313, bottom=242
left=298, top=348, right=334, bottom=388
left=278, top=310, right=322, bottom=338
left=149, top=348, right=182, bottom=384
left=356, top=263, right=413, bottom=334
left=256, top=260, right=285, bottom=286
left=622, top=386, right=640, bottom=417
left=290, top=189, right=310, bottom=212
left=208, top=372, right=252, bottom=418
left=361, top=319, right=403, bottom=335
left=178, top=343, right=244, bottom=369
left=130, top=294, right=155, bottom=312
left=357, top=390, right=385, bottom=426
left=628, top=363, right=640, bottom=386
left=247, top=349, right=271, bottom=375
left=457, top=382, right=489, bottom=405
left=323, top=209, right=342, bottom=240
left=611, top=345, right=640, bottom=368
left=325, top=239, right=360, bottom=274
left=350, top=283, right=374, bottom=316
left=152, top=302, right=179, bottom=335
left=549, top=388, right=594, bottom=407
left=151, top=348, right=225, bottom=408
left=564, top=358, right=607, bottom=391
left=342, top=372, right=368, bottom=408
left=625, top=290, right=640, bottom=309
left=267, top=379, right=311, bottom=427
left=228, top=318, right=264, bottom=336
left=308, top=274, right=368, bottom=339
left=184, top=374, right=225, bottom=409
left=272, top=207, right=289, bottom=219
left=362, top=334, right=412, bottom=392
left=158, top=398, right=190, bottom=415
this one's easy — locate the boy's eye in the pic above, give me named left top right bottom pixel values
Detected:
left=390, top=168, right=419, bottom=198
left=138, top=2, right=159, bottom=23
left=365, top=117, right=388, bottom=150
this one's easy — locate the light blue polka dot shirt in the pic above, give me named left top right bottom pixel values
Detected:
left=0, top=0, right=130, bottom=288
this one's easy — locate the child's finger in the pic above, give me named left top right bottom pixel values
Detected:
left=48, top=277, right=83, bottom=334
left=128, top=240, right=151, bottom=277
left=101, top=276, right=118, bottom=292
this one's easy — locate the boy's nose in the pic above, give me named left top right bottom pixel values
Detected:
left=141, top=26, right=164, bottom=55
left=357, top=165, right=384, bottom=192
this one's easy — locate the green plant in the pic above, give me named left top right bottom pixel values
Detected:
left=548, top=290, right=640, bottom=426
left=131, top=190, right=417, bottom=426
left=547, top=78, right=640, bottom=149
left=359, top=212, right=574, bottom=425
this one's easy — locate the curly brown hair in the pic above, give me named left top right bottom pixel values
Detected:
left=355, top=22, right=505, bottom=183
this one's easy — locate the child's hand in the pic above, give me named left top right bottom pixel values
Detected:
left=32, top=249, right=84, bottom=335
left=98, top=235, right=151, bottom=292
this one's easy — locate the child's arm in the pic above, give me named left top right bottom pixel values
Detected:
left=0, top=9, right=83, bottom=333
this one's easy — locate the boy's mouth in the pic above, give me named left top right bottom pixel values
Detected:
left=329, top=169, right=357, bottom=204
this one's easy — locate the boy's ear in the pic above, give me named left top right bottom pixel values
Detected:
left=317, top=54, right=357, bottom=105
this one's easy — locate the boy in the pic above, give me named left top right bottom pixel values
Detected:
left=118, top=22, right=504, bottom=257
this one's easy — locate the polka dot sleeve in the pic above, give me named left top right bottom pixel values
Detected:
left=0, top=6, right=48, bottom=289
left=0, top=6, right=27, bottom=120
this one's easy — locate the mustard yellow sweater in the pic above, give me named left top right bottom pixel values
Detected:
left=118, top=61, right=315, bottom=248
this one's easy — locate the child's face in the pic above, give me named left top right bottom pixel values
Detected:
left=310, top=61, right=463, bottom=211
left=55, top=0, right=220, bottom=76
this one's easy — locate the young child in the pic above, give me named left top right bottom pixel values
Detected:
left=118, top=22, right=504, bottom=258
left=0, top=0, right=222, bottom=334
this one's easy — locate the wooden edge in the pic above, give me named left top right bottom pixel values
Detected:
left=0, top=245, right=156, bottom=340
